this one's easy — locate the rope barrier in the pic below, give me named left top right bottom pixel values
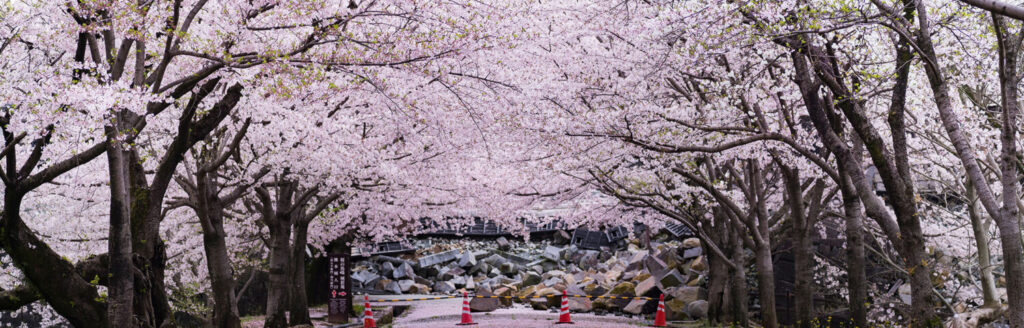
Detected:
left=365, top=294, right=653, bottom=303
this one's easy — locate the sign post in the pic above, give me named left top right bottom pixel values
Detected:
left=327, top=247, right=352, bottom=323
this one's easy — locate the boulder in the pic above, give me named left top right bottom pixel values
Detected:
left=398, top=279, right=415, bottom=292
left=605, top=269, right=623, bottom=282
left=417, top=249, right=460, bottom=268
left=530, top=298, right=549, bottom=310
left=655, top=250, right=681, bottom=271
left=414, top=276, right=432, bottom=286
left=578, top=251, right=599, bottom=270
left=665, top=298, right=689, bottom=320
left=451, top=276, right=467, bottom=288
left=623, top=298, right=648, bottom=314
left=414, top=265, right=439, bottom=278
left=682, top=246, right=702, bottom=260
left=682, top=238, right=701, bottom=249
left=380, top=262, right=395, bottom=277
left=686, top=300, right=709, bottom=319
left=542, top=277, right=561, bottom=287
left=518, top=285, right=538, bottom=300
left=408, top=283, right=431, bottom=294
left=608, top=282, right=635, bottom=296
left=393, top=262, right=416, bottom=280
left=670, top=286, right=705, bottom=304
left=604, top=282, right=636, bottom=309
left=657, top=271, right=686, bottom=289
left=626, top=250, right=649, bottom=271
left=521, top=272, right=542, bottom=287
left=542, top=270, right=566, bottom=280
left=433, top=281, right=456, bottom=294
left=440, top=267, right=465, bottom=280
left=565, top=284, right=587, bottom=297
left=532, top=287, right=561, bottom=308
left=543, top=246, right=563, bottom=262
left=469, top=288, right=502, bottom=312
left=499, top=262, right=517, bottom=275
left=383, top=280, right=402, bottom=294
left=645, top=255, right=669, bottom=275
left=469, top=261, right=489, bottom=275
left=458, top=251, right=477, bottom=268
left=568, top=296, right=593, bottom=312
left=494, top=286, right=515, bottom=306
left=353, top=271, right=380, bottom=287
left=496, top=237, right=511, bottom=251
left=635, top=276, right=661, bottom=298
left=632, top=271, right=652, bottom=283
left=585, top=284, right=608, bottom=297
left=483, top=254, right=507, bottom=266
left=690, top=256, right=707, bottom=271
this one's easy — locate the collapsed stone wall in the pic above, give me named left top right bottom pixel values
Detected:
left=351, top=234, right=710, bottom=320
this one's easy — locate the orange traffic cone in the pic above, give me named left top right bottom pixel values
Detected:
left=651, top=293, right=667, bottom=327
left=556, top=290, right=574, bottom=324
left=456, top=291, right=477, bottom=325
left=363, top=295, right=377, bottom=328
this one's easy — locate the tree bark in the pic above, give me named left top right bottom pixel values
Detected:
left=966, top=179, right=1000, bottom=308
left=288, top=222, right=312, bottom=326
left=782, top=167, right=816, bottom=328
left=106, top=118, right=136, bottom=328
left=262, top=184, right=295, bottom=328
left=991, top=13, right=1024, bottom=326
left=729, top=224, right=749, bottom=327
left=838, top=170, right=869, bottom=328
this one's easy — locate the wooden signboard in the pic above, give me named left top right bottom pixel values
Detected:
left=327, top=249, right=352, bottom=323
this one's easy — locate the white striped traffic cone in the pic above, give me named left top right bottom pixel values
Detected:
left=363, top=295, right=377, bottom=328
left=556, top=290, right=574, bottom=324
left=651, top=294, right=667, bottom=327
left=456, top=291, right=477, bottom=325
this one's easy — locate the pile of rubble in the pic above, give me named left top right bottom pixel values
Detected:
left=350, top=234, right=710, bottom=320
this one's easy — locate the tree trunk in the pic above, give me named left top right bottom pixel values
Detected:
left=784, top=168, right=814, bottom=328
left=106, top=122, right=136, bottom=328
left=729, top=225, right=749, bottom=327
left=0, top=200, right=109, bottom=328
left=754, top=246, right=778, bottom=328
left=289, top=222, right=312, bottom=326
left=264, top=217, right=293, bottom=328
left=966, top=179, right=1000, bottom=308
left=706, top=241, right=729, bottom=324
left=839, top=171, right=868, bottom=328
left=992, top=14, right=1024, bottom=326
left=203, top=226, right=241, bottom=328
left=195, top=168, right=243, bottom=328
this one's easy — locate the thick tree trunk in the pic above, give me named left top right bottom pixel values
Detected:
left=754, top=246, right=778, bottom=328
left=106, top=123, right=136, bottom=328
left=1, top=203, right=108, bottom=328
left=783, top=168, right=814, bottom=328
left=265, top=219, right=293, bottom=328
left=289, top=223, right=312, bottom=326
left=729, top=226, right=749, bottom=327
left=706, top=241, right=729, bottom=324
left=195, top=170, right=242, bottom=328
left=204, top=227, right=241, bottom=328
